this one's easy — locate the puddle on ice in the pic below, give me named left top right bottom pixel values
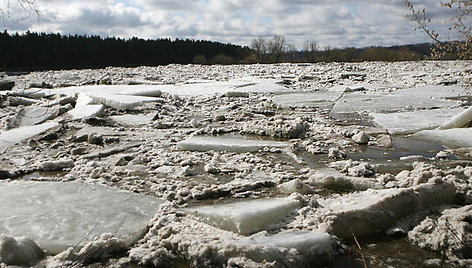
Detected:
left=0, top=181, right=162, bottom=254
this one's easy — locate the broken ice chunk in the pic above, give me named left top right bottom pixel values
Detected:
left=177, top=135, right=291, bottom=153
left=412, top=128, right=472, bottom=149
left=248, top=231, right=333, bottom=254
left=319, top=182, right=455, bottom=238
left=87, top=92, right=161, bottom=110
left=0, top=121, right=60, bottom=150
left=67, top=104, right=104, bottom=120
left=371, top=108, right=465, bottom=134
left=0, top=181, right=162, bottom=254
left=188, top=197, right=301, bottom=235
left=437, top=106, right=472, bottom=130
left=17, top=106, right=60, bottom=127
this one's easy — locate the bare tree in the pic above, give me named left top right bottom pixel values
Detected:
left=303, top=41, right=318, bottom=62
left=250, top=36, right=267, bottom=63
left=406, top=0, right=471, bottom=60
left=1, top=0, right=40, bottom=25
left=267, top=35, right=287, bottom=63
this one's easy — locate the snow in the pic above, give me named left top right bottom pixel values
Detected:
left=67, top=104, right=104, bottom=120
left=412, top=128, right=472, bottom=149
left=188, top=197, right=301, bottom=235
left=370, top=108, right=465, bottom=134
left=0, top=121, right=60, bottom=150
left=0, top=181, right=162, bottom=254
left=0, top=234, right=45, bottom=265
left=177, top=134, right=291, bottom=153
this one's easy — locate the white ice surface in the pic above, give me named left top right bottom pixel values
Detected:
left=370, top=108, right=465, bottom=134
left=177, top=135, right=291, bottom=153
left=86, top=92, right=161, bottom=110
left=75, top=92, right=95, bottom=107
left=67, top=104, right=104, bottom=120
left=188, top=197, right=301, bottom=235
left=0, top=181, right=162, bottom=254
left=41, top=78, right=288, bottom=98
left=412, top=128, right=472, bottom=149
left=332, top=85, right=465, bottom=114
left=0, top=121, right=59, bottom=149
left=437, top=106, right=472, bottom=130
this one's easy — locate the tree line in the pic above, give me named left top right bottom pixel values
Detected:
left=0, top=31, right=454, bottom=71
left=0, top=31, right=250, bottom=70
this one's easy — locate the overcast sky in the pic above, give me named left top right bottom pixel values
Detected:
left=0, top=0, right=459, bottom=49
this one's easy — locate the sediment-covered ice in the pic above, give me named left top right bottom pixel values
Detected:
left=412, top=128, right=472, bottom=149
left=0, top=121, right=59, bottom=150
left=0, top=181, right=162, bottom=254
left=188, top=197, right=301, bottom=235
left=17, top=106, right=60, bottom=127
left=319, top=181, right=455, bottom=238
left=370, top=108, right=465, bottom=134
left=177, top=135, right=291, bottom=153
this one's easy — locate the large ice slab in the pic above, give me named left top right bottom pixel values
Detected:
left=0, top=181, right=162, bottom=254
left=0, top=121, right=59, bottom=150
left=411, top=128, right=472, bottom=149
left=86, top=92, right=161, bottom=110
left=319, top=182, right=455, bottom=238
left=177, top=134, right=291, bottom=153
left=188, top=197, right=301, bottom=235
left=332, top=85, right=465, bottom=114
left=370, top=108, right=465, bottom=134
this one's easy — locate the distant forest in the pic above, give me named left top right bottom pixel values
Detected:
left=0, top=31, right=440, bottom=71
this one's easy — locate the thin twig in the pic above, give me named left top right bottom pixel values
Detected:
left=351, top=229, right=368, bottom=268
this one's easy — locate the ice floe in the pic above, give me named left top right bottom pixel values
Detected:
left=412, top=128, right=472, bottom=149
left=188, top=196, right=301, bottom=235
left=0, top=181, right=162, bottom=254
left=177, top=134, right=291, bottom=153
left=0, top=121, right=60, bottom=150
left=371, top=108, right=465, bottom=134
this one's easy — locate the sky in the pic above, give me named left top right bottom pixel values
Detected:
left=0, top=0, right=461, bottom=49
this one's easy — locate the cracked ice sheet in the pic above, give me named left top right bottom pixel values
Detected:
left=412, top=128, right=472, bottom=149
left=0, top=121, right=59, bottom=150
left=177, top=134, right=291, bottom=153
left=370, top=108, right=465, bottom=134
left=0, top=181, right=162, bottom=254
left=332, top=85, right=465, bottom=114
left=18, top=106, right=60, bottom=127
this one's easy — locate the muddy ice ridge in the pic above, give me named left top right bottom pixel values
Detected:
left=0, top=61, right=472, bottom=267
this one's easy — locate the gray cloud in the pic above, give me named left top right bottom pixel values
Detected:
left=1, top=0, right=459, bottom=49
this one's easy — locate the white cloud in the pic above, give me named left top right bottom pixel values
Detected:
left=1, top=0, right=458, bottom=48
